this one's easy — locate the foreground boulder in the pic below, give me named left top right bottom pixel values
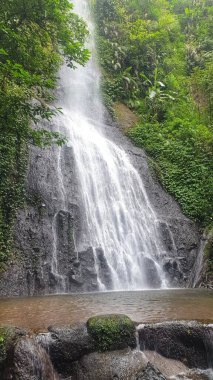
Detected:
left=70, top=349, right=148, bottom=380
left=5, top=337, right=58, bottom=380
left=0, top=317, right=212, bottom=379
left=0, top=327, right=26, bottom=375
left=71, top=350, right=167, bottom=380
left=87, top=314, right=136, bottom=352
left=40, top=323, right=95, bottom=376
left=138, top=322, right=213, bottom=369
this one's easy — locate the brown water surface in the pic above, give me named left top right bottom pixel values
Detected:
left=0, top=289, right=212, bottom=331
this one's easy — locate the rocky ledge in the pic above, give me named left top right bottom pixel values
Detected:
left=0, top=315, right=212, bottom=380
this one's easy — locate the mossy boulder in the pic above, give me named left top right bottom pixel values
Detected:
left=0, top=326, right=26, bottom=374
left=87, top=314, right=136, bottom=352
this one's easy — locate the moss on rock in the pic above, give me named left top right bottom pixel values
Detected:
left=87, top=314, right=136, bottom=352
left=0, top=327, right=15, bottom=364
left=0, top=326, right=26, bottom=373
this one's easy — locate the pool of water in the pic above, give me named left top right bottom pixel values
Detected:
left=0, top=289, right=212, bottom=331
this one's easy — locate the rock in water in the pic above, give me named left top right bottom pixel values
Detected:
left=71, top=349, right=146, bottom=380
left=138, top=322, right=212, bottom=369
left=136, top=362, right=166, bottom=380
left=87, top=314, right=136, bottom=352
left=142, top=257, right=162, bottom=288
left=44, top=323, right=95, bottom=376
left=71, top=350, right=168, bottom=380
left=4, top=337, right=58, bottom=380
left=95, top=247, right=113, bottom=289
left=0, top=327, right=26, bottom=376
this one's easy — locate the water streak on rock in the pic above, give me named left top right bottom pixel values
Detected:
left=54, top=0, right=169, bottom=290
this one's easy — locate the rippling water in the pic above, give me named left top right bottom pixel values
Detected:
left=0, top=289, right=212, bottom=331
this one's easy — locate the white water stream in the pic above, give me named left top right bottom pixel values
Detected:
left=53, top=0, right=168, bottom=290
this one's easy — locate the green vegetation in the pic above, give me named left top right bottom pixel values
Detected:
left=87, top=314, right=135, bottom=351
left=0, top=0, right=89, bottom=264
left=0, top=327, right=20, bottom=369
left=93, top=0, right=213, bottom=226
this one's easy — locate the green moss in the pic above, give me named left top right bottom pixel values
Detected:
left=87, top=314, right=135, bottom=352
left=0, top=327, right=17, bottom=365
left=0, top=333, right=6, bottom=363
left=0, top=134, right=28, bottom=264
left=0, top=326, right=26, bottom=374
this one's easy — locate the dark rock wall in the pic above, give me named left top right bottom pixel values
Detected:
left=0, top=121, right=99, bottom=296
left=0, top=114, right=202, bottom=295
left=103, top=117, right=201, bottom=287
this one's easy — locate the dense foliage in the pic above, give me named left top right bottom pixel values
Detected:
left=0, top=0, right=89, bottom=264
left=93, top=0, right=213, bottom=226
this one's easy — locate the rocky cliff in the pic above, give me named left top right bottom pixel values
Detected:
left=0, top=112, right=202, bottom=296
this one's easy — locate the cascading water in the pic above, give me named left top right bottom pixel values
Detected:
left=56, top=0, right=168, bottom=290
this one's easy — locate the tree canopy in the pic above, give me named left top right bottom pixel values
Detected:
left=0, top=0, right=89, bottom=263
left=94, top=0, right=213, bottom=227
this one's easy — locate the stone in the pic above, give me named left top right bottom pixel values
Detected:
left=69, top=275, right=84, bottom=286
left=138, top=322, right=212, bottom=369
left=95, top=247, right=113, bottom=289
left=73, top=260, right=80, bottom=268
left=144, top=350, right=188, bottom=378
left=136, top=362, right=166, bottom=380
left=1, top=321, right=211, bottom=380
left=142, top=257, right=162, bottom=288
left=70, top=348, right=148, bottom=380
left=87, top=314, right=136, bottom=352
left=0, top=326, right=26, bottom=375
left=44, top=323, right=95, bottom=376
left=162, top=258, right=183, bottom=283
left=4, top=337, right=59, bottom=380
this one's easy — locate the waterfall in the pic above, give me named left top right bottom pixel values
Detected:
left=55, top=0, right=167, bottom=290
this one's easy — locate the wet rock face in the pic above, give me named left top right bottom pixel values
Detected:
left=157, top=220, right=200, bottom=287
left=103, top=117, right=201, bottom=288
left=4, top=337, right=59, bottom=380
left=138, top=322, right=213, bottom=369
left=0, top=327, right=26, bottom=375
left=70, top=349, right=148, bottom=380
left=95, top=248, right=113, bottom=289
left=0, top=142, right=99, bottom=296
left=0, top=111, right=202, bottom=295
left=136, top=362, right=166, bottom=380
left=42, top=323, right=95, bottom=377
left=41, top=315, right=136, bottom=376
left=142, top=257, right=162, bottom=288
